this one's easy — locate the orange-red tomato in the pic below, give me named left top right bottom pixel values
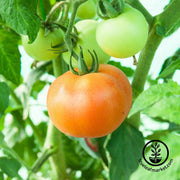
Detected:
left=46, top=64, right=132, bottom=138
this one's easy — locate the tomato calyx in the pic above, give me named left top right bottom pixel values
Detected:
left=69, top=46, right=99, bottom=76
left=97, top=0, right=125, bottom=19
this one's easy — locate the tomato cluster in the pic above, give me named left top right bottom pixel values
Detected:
left=63, top=19, right=110, bottom=67
left=22, top=3, right=149, bottom=137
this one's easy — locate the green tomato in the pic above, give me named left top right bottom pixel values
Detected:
left=22, top=28, right=64, bottom=61
left=77, top=0, right=96, bottom=19
left=96, top=5, right=149, bottom=58
left=63, top=20, right=110, bottom=67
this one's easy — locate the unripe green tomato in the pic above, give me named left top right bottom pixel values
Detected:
left=63, top=20, right=110, bottom=67
left=22, top=28, right=64, bottom=61
left=77, top=0, right=96, bottom=19
left=96, top=5, right=149, bottom=58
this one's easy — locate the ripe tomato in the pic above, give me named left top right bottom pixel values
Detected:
left=47, top=64, right=132, bottom=138
left=77, top=0, right=96, bottom=19
left=96, top=5, right=149, bottom=58
left=22, top=28, right=64, bottom=61
left=63, top=20, right=110, bottom=67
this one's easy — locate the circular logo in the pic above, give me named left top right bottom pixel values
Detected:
left=142, top=140, right=169, bottom=166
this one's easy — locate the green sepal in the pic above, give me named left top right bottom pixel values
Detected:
left=78, top=46, right=89, bottom=75
left=97, top=0, right=125, bottom=19
left=69, top=47, right=99, bottom=76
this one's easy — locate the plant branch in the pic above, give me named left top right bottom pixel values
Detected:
left=43, top=55, right=68, bottom=180
left=44, top=121, right=67, bottom=180
left=31, top=146, right=57, bottom=173
left=132, top=0, right=180, bottom=95
left=0, top=144, right=30, bottom=170
left=64, top=0, right=88, bottom=59
left=45, top=1, right=69, bottom=23
left=127, top=0, right=180, bottom=128
left=132, top=28, right=163, bottom=95
left=26, top=117, right=44, bottom=148
left=157, top=0, right=180, bottom=34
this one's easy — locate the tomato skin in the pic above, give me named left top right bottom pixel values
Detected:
left=47, top=64, right=132, bottom=138
left=96, top=5, right=149, bottom=58
left=63, top=20, right=110, bottom=67
left=77, top=0, right=96, bottom=19
left=22, top=28, right=64, bottom=61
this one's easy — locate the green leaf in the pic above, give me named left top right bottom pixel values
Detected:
left=0, top=171, right=4, bottom=180
left=0, top=29, right=21, bottom=84
left=78, top=138, right=99, bottom=159
left=62, top=135, right=96, bottom=171
left=0, top=82, right=10, bottom=119
left=4, top=110, right=25, bottom=147
left=0, top=0, right=41, bottom=42
left=0, top=157, right=21, bottom=178
left=131, top=156, right=180, bottom=180
left=143, top=95, right=180, bottom=124
left=13, top=136, right=38, bottom=166
left=106, top=122, right=144, bottom=180
left=0, top=131, right=6, bottom=148
left=158, top=48, right=180, bottom=79
left=128, top=81, right=180, bottom=117
left=16, top=62, right=49, bottom=119
left=31, top=80, right=46, bottom=99
left=108, top=60, right=134, bottom=77
left=158, top=58, right=180, bottom=79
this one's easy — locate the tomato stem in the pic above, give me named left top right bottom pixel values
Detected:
left=45, top=1, right=69, bottom=23
left=44, top=55, right=68, bottom=180
left=30, top=146, right=57, bottom=173
left=64, top=0, right=88, bottom=60
left=127, top=0, right=180, bottom=128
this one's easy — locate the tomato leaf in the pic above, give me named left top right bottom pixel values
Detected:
left=0, top=131, right=6, bottom=148
left=63, top=135, right=95, bottom=171
left=78, top=138, right=99, bottom=159
left=158, top=59, right=180, bottom=80
left=0, top=157, right=21, bottom=178
left=0, top=171, right=4, bottom=180
left=0, top=29, right=21, bottom=84
left=13, top=136, right=38, bottom=166
left=143, top=95, right=180, bottom=125
left=106, top=122, right=144, bottom=180
left=4, top=110, right=25, bottom=147
left=108, top=60, right=134, bottom=77
left=0, top=82, right=10, bottom=119
left=31, top=80, right=47, bottom=99
left=128, top=81, right=180, bottom=118
left=0, top=0, right=41, bottom=42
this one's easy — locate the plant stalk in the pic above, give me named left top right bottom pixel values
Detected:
left=44, top=55, right=68, bottom=180
left=64, top=0, right=88, bottom=60
left=127, top=0, right=180, bottom=128
left=0, top=144, right=31, bottom=170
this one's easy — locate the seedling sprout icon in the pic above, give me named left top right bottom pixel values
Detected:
left=143, top=140, right=169, bottom=166
left=149, top=142, right=162, bottom=163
